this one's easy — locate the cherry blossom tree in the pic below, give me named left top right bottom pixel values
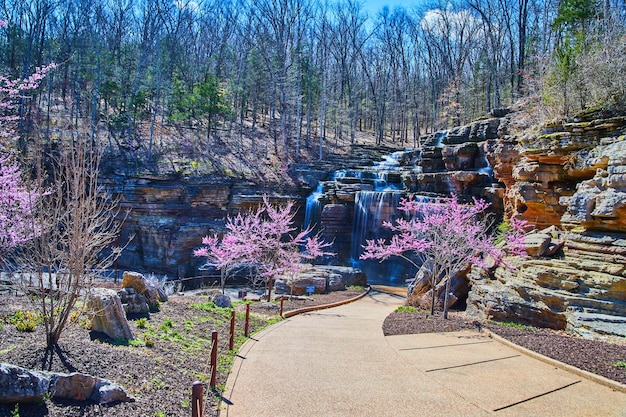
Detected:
left=361, top=195, right=526, bottom=318
left=195, top=196, right=332, bottom=301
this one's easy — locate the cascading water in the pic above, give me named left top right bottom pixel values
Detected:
left=302, top=149, right=423, bottom=286
left=477, top=155, right=494, bottom=182
left=303, top=183, right=323, bottom=233
left=349, top=191, right=416, bottom=285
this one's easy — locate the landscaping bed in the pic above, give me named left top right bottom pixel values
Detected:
left=0, top=287, right=366, bottom=416
left=382, top=309, right=626, bottom=385
left=0, top=293, right=275, bottom=417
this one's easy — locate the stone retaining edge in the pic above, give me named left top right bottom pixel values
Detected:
left=282, top=286, right=371, bottom=318
left=486, top=330, right=626, bottom=394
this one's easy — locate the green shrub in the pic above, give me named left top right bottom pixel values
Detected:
left=136, top=317, right=149, bottom=329
left=11, top=310, right=40, bottom=332
left=394, top=305, right=418, bottom=313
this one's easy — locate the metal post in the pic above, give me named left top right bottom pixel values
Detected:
left=244, top=303, right=250, bottom=337
left=229, top=309, right=235, bottom=351
left=191, top=381, right=203, bottom=417
left=210, top=330, right=218, bottom=389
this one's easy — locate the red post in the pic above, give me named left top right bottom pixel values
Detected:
left=191, top=381, right=203, bottom=417
left=279, top=295, right=284, bottom=316
left=210, top=330, right=218, bottom=389
left=244, top=303, right=250, bottom=337
left=229, top=309, right=235, bottom=351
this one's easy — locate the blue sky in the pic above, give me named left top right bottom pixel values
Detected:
left=362, top=0, right=429, bottom=17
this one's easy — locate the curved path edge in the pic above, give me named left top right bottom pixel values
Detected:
left=486, top=329, right=626, bottom=393
left=282, top=286, right=372, bottom=318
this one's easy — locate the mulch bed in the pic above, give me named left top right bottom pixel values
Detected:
left=0, top=293, right=271, bottom=417
left=382, top=310, right=626, bottom=385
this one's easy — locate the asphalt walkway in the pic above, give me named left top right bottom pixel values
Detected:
left=222, top=290, right=626, bottom=417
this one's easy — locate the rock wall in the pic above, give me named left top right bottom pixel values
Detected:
left=101, top=173, right=308, bottom=278
left=466, top=112, right=626, bottom=336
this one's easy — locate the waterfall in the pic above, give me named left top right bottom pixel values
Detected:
left=303, top=183, right=323, bottom=233
left=350, top=191, right=408, bottom=285
left=301, top=149, right=422, bottom=286
left=477, top=155, right=494, bottom=183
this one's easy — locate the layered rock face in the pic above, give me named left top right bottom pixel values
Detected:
left=101, top=174, right=306, bottom=278
left=466, top=114, right=626, bottom=336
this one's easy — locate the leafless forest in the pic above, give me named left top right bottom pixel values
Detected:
left=3, top=0, right=625, bottom=170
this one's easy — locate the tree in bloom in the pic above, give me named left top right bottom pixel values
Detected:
left=194, top=196, right=333, bottom=300
left=0, top=19, right=56, bottom=255
left=0, top=154, right=36, bottom=254
left=361, top=195, right=526, bottom=318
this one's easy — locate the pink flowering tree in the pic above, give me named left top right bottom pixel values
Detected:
left=195, top=196, right=333, bottom=301
left=361, top=195, right=526, bottom=318
left=0, top=155, right=37, bottom=254
left=0, top=20, right=56, bottom=255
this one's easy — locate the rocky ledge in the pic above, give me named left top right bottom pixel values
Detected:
left=467, top=229, right=626, bottom=337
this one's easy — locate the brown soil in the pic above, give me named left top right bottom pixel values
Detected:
left=0, top=293, right=271, bottom=417
left=0, top=288, right=365, bottom=417
left=382, top=310, right=626, bottom=385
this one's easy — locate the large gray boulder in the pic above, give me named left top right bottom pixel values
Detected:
left=0, top=363, right=50, bottom=403
left=0, top=364, right=135, bottom=405
left=88, top=288, right=134, bottom=342
left=213, top=294, right=232, bottom=308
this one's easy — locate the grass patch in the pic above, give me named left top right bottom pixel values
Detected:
left=491, top=320, right=533, bottom=331
left=394, top=305, right=418, bottom=313
left=613, top=360, right=626, bottom=368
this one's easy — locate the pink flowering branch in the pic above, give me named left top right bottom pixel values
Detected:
left=194, top=196, right=333, bottom=299
left=361, top=194, right=526, bottom=317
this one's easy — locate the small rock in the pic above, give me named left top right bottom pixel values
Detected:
left=118, top=289, right=150, bottom=315
left=523, top=232, right=552, bottom=257
left=122, top=271, right=147, bottom=294
left=213, top=294, right=232, bottom=308
left=50, top=372, right=97, bottom=402
left=91, top=380, right=135, bottom=404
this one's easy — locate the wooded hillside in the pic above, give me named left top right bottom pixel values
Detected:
left=2, top=0, right=625, bottom=171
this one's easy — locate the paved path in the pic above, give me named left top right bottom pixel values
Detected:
left=222, top=290, right=626, bottom=417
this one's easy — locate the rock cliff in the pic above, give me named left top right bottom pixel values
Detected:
left=466, top=112, right=626, bottom=336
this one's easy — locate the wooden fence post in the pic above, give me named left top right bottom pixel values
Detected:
left=279, top=295, right=284, bottom=316
left=244, top=303, right=250, bottom=337
left=210, top=330, right=218, bottom=389
left=229, top=309, right=235, bottom=351
left=191, top=381, right=203, bottom=417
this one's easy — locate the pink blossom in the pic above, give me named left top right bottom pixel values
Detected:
left=194, top=195, right=333, bottom=297
left=361, top=194, right=526, bottom=316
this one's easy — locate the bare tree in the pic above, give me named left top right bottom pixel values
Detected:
left=12, top=139, right=129, bottom=356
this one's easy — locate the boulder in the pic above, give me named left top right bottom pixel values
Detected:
left=467, top=278, right=568, bottom=330
left=50, top=373, right=97, bottom=402
left=0, top=363, right=50, bottom=403
left=122, top=271, right=147, bottom=294
left=91, top=380, right=135, bottom=404
left=88, top=288, right=134, bottom=342
left=118, top=288, right=150, bottom=315
left=143, top=284, right=160, bottom=311
left=213, top=294, right=232, bottom=308
left=0, top=364, right=134, bottom=405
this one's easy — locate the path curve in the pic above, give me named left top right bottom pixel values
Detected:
left=222, top=290, right=626, bottom=417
